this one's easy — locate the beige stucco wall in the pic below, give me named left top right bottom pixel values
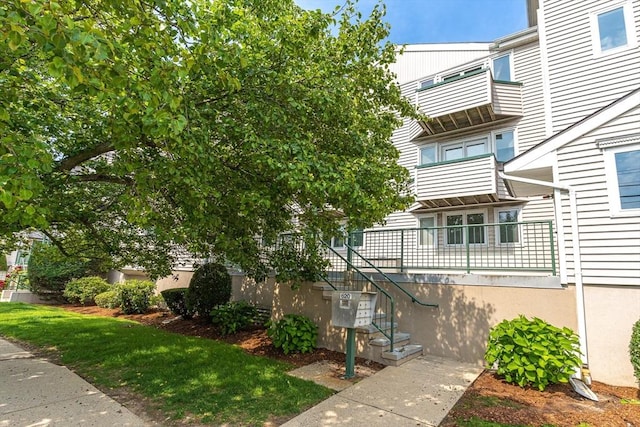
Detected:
left=155, top=271, right=195, bottom=294
left=583, top=285, right=640, bottom=388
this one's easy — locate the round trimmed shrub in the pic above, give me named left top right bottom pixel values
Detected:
left=161, top=288, right=195, bottom=319
left=63, top=276, right=110, bottom=305
left=267, top=314, right=317, bottom=355
left=186, top=262, right=231, bottom=320
left=485, top=315, right=582, bottom=391
left=116, top=280, right=156, bottom=314
left=630, top=318, right=640, bottom=385
left=95, top=290, right=119, bottom=309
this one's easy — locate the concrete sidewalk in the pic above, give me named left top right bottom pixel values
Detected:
left=283, top=354, right=483, bottom=427
left=0, top=338, right=148, bottom=427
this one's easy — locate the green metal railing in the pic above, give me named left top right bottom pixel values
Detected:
left=332, top=221, right=556, bottom=275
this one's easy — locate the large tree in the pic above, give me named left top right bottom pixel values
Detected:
left=0, top=0, right=418, bottom=278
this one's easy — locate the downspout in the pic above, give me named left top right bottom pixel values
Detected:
left=498, top=172, right=589, bottom=375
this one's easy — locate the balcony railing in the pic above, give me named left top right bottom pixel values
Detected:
left=327, top=221, right=556, bottom=275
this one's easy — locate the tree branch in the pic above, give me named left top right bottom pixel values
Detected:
left=56, top=141, right=115, bottom=171
left=75, top=173, right=133, bottom=185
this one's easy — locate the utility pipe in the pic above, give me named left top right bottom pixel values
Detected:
left=498, top=172, right=589, bottom=375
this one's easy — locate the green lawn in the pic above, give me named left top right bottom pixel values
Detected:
left=0, top=303, right=333, bottom=425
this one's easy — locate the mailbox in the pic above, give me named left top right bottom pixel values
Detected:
left=331, top=291, right=377, bottom=328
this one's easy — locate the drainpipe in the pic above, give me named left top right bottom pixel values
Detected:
left=498, top=173, right=589, bottom=378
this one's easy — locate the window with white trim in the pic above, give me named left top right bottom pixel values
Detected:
left=591, top=2, right=637, bottom=55
left=442, top=138, right=488, bottom=161
left=604, top=143, right=640, bottom=215
left=496, top=208, right=521, bottom=244
left=445, top=211, right=486, bottom=246
left=418, top=130, right=516, bottom=166
left=492, top=54, right=512, bottom=81
left=417, top=216, right=437, bottom=247
left=494, top=130, right=515, bottom=162
left=331, top=228, right=364, bottom=248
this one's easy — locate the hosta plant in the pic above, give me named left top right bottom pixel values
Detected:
left=267, top=314, right=317, bottom=355
left=485, top=315, right=581, bottom=391
left=210, top=301, right=260, bottom=336
left=631, top=318, right=640, bottom=385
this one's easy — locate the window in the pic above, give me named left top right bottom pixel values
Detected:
left=420, top=78, right=434, bottom=89
left=603, top=143, right=640, bottom=216
left=419, top=145, right=436, bottom=165
left=418, top=216, right=436, bottom=246
left=591, top=2, right=637, bottom=55
left=330, top=235, right=344, bottom=248
left=442, top=66, right=483, bottom=83
left=492, top=54, right=512, bottom=81
left=442, top=138, right=488, bottom=161
left=497, top=209, right=520, bottom=244
left=445, top=211, right=486, bottom=245
left=350, top=229, right=365, bottom=247
left=495, top=130, right=515, bottom=162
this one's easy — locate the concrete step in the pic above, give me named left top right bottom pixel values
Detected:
left=381, top=344, right=424, bottom=367
left=369, top=332, right=411, bottom=347
left=356, top=321, right=397, bottom=334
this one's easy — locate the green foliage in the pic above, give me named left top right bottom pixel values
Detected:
left=0, top=255, right=7, bottom=271
left=485, top=316, right=581, bottom=391
left=630, top=318, right=640, bottom=385
left=63, top=276, right=110, bottom=305
left=115, top=280, right=156, bottom=314
left=94, top=290, right=119, bottom=309
left=270, top=235, right=329, bottom=289
left=187, top=263, right=231, bottom=320
left=0, top=303, right=332, bottom=425
left=0, top=0, right=417, bottom=279
left=27, top=243, right=103, bottom=299
left=149, top=293, right=166, bottom=309
left=210, top=301, right=260, bottom=336
left=161, top=288, right=194, bottom=319
left=267, top=314, right=317, bottom=355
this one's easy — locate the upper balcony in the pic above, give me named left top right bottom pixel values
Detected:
left=409, top=68, right=523, bottom=139
left=413, top=153, right=511, bottom=209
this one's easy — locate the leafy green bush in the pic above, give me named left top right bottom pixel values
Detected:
left=116, top=280, right=156, bottom=314
left=161, top=288, right=194, bottom=319
left=94, top=290, right=119, bottom=309
left=485, top=316, right=581, bottom=391
left=630, top=318, right=640, bottom=385
left=63, top=276, right=110, bottom=305
left=267, top=314, right=317, bottom=355
left=149, top=293, right=166, bottom=309
left=27, top=243, right=104, bottom=300
left=210, top=301, right=259, bottom=336
left=186, top=263, right=231, bottom=320
left=0, top=254, right=7, bottom=271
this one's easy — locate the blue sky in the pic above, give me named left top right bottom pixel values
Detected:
left=295, top=0, right=529, bottom=44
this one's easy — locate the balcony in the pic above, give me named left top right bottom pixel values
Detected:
left=414, top=154, right=510, bottom=209
left=410, top=68, right=523, bottom=139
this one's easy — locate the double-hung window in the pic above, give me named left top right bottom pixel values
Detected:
left=591, top=2, right=637, bottom=55
left=418, top=216, right=437, bottom=247
left=603, top=143, right=640, bottom=215
left=445, top=211, right=486, bottom=246
left=496, top=209, right=520, bottom=244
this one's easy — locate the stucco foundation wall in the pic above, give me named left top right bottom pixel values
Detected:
left=155, top=271, right=195, bottom=294
left=583, top=285, right=640, bottom=387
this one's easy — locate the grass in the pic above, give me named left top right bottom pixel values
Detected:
left=0, top=303, right=333, bottom=425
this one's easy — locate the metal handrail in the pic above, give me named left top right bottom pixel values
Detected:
left=344, top=242, right=439, bottom=308
left=322, top=242, right=396, bottom=352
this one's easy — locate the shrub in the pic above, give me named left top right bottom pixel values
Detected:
left=186, top=262, right=231, bottom=320
left=210, top=301, right=259, bottom=336
left=149, top=293, right=166, bottom=309
left=161, top=288, right=194, bottom=319
left=631, top=318, right=640, bottom=385
left=267, top=314, right=317, bottom=355
left=485, top=315, right=581, bottom=391
left=27, top=243, right=104, bottom=300
left=116, top=280, right=156, bottom=314
left=95, top=290, right=119, bottom=309
left=63, top=276, right=110, bottom=305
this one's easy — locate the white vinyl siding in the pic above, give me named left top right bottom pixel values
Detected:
left=415, top=155, right=497, bottom=200
left=542, top=0, right=640, bottom=133
left=556, top=105, right=640, bottom=286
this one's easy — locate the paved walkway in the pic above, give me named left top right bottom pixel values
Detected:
left=1, top=337, right=481, bottom=427
left=0, top=338, right=149, bottom=426
left=283, top=355, right=483, bottom=427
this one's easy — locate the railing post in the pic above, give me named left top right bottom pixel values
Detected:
left=548, top=221, right=557, bottom=276
left=465, top=225, right=471, bottom=273
left=346, top=232, right=353, bottom=270
left=400, top=229, right=405, bottom=272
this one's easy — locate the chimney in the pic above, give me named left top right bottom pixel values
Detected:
left=527, top=0, right=539, bottom=27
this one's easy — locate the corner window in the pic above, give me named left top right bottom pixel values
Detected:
left=445, top=211, right=486, bottom=246
left=492, top=54, right=512, bottom=81
left=417, top=216, right=436, bottom=247
left=495, top=130, right=515, bottom=162
left=603, top=143, right=640, bottom=215
left=496, top=209, right=520, bottom=244
left=591, top=2, right=637, bottom=55
left=419, top=144, right=436, bottom=165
